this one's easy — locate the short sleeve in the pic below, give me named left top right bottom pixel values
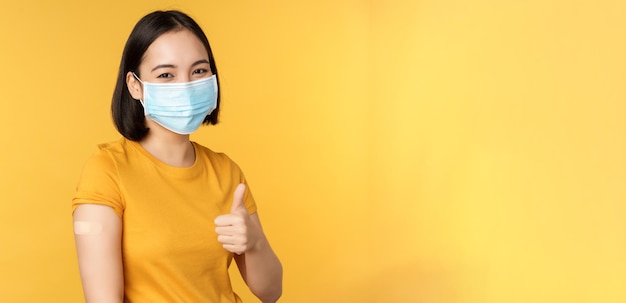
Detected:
left=72, top=146, right=125, bottom=217
left=239, top=169, right=258, bottom=215
left=225, top=157, right=257, bottom=215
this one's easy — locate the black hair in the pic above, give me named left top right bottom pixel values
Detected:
left=111, top=10, right=220, bottom=141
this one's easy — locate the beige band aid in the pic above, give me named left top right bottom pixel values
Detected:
left=74, top=221, right=103, bottom=235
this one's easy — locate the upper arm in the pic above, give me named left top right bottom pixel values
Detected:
left=73, top=204, right=124, bottom=303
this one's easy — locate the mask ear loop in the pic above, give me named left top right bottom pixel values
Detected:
left=132, top=72, right=143, bottom=84
left=131, top=72, right=146, bottom=106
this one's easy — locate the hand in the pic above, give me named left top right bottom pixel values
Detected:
left=214, top=183, right=261, bottom=255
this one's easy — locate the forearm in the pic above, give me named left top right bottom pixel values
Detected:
left=238, top=236, right=283, bottom=303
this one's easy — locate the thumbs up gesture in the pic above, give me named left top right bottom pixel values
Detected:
left=214, top=183, right=261, bottom=255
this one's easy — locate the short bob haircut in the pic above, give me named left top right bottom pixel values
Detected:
left=112, top=10, right=220, bottom=141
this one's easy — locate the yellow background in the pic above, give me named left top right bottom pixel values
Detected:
left=1, top=0, right=624, bottom=302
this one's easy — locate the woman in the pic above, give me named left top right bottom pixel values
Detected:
left=72, top=10, right=282, bottom=303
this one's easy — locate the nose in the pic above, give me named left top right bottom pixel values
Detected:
left=179, top=75, right=192, bottom=83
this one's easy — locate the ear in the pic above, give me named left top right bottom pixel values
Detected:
left=126, top=71, right=143, bottom=100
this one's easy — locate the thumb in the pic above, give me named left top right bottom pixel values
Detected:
left=230, top=183, right=247, bottom=214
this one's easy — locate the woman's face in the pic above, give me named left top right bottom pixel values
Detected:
left=127, top=29, right=213, bottom=98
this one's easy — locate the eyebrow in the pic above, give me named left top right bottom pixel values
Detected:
left=150, top=59, right=211, bottom=72
left=192, top=59, right=211, bottom=67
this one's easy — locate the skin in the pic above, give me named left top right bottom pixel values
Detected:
left=74, top=28, right=283, bottom=303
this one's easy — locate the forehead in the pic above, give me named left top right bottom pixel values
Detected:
left=141, top=29, right=209, bottom=67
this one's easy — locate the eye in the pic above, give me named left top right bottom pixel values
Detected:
left=157, top=73, right=174, bottom=78
left=192, top=68, right=208, bottom=75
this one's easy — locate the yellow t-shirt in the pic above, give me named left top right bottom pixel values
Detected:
left=72, top=138, right=256, bottom=303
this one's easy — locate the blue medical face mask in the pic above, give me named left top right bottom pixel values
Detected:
left=133, top=73, right=218, bottom=135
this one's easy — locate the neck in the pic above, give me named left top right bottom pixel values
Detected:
left=139, top=121, right=196, bottom=167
